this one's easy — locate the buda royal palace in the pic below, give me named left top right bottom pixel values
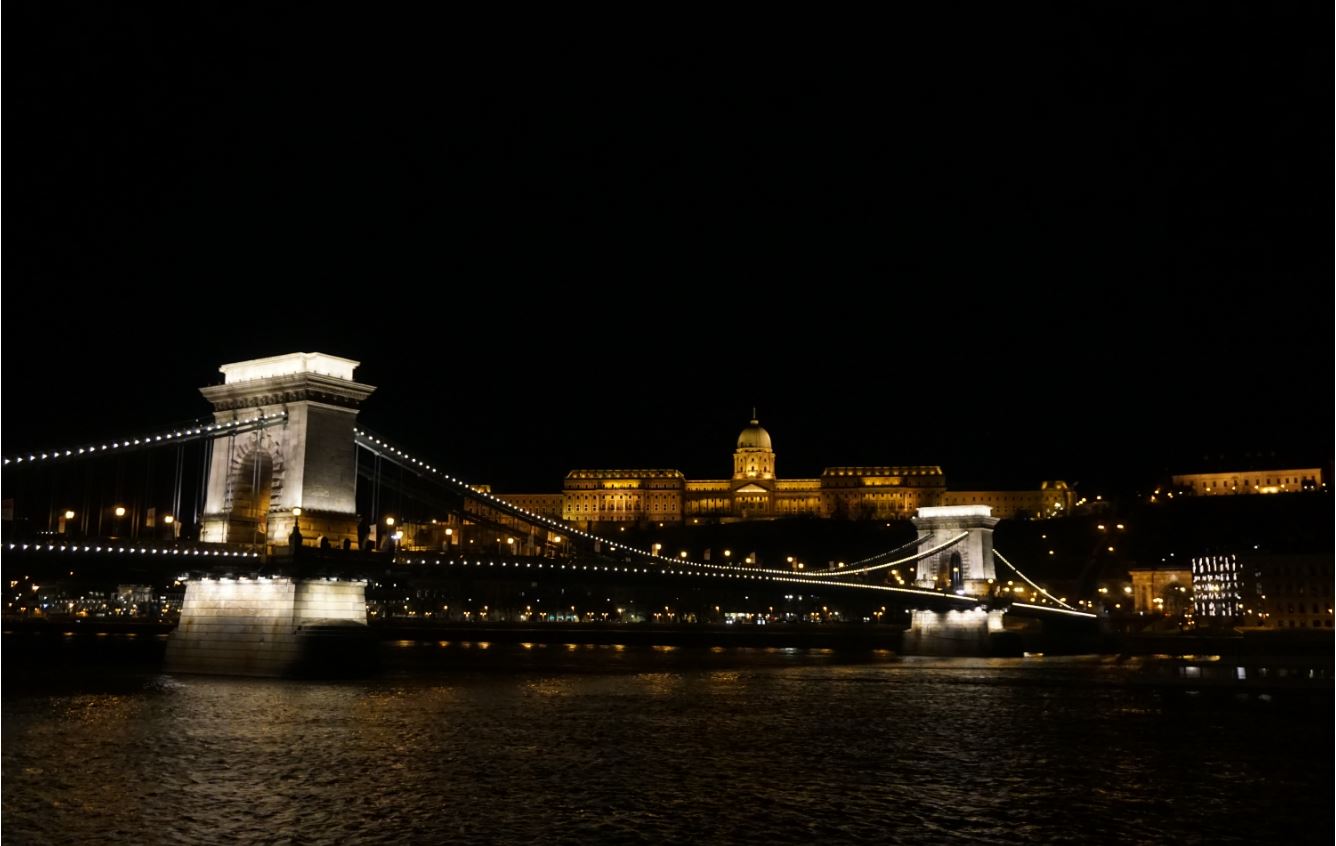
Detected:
left=496, top=416, right=1074, bottom=529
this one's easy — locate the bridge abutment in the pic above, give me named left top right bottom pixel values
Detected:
left=165, top=577, right=372, bottom=677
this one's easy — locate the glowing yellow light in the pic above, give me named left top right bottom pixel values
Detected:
left=384, top=516, right=396, bottom=527
left=114, top=507, right=126, bottom=517
left=163, top=515, right=175, bottom=524
left=63, top=510, right=76, bottom=520
left=291, top=507, right=301, bottom=516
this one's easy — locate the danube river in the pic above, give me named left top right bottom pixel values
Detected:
left=3, top=636, right=1331, bottom=845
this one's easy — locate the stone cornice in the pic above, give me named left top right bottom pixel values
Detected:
left=200, top=373, right=377, bottom=412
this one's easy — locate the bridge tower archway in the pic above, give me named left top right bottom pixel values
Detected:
left=228, top=442, right=277, bottom=543
left=947, top=551, right=964, bottom=590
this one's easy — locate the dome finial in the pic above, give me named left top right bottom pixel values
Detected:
left=751, top=406, right=757, bottom=424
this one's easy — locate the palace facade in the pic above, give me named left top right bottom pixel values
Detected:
left=498, top=417, right=1074, bottom=528
left=1171, top=468, right=1325, bottom=496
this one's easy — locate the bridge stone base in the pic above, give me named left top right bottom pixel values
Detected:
left=902, top=608, right=1012, bottom=656
left=165, top=577, right=372, bottom=677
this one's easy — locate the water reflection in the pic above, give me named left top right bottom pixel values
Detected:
left=2, top=643, right=1332, bottom=845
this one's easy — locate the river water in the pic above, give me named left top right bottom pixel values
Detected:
left=3, top=637, right=1332, bottom=845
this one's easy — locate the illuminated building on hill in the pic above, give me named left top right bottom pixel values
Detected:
left=497, top=417, right=1072, bottom=529
left=1172, top=467, right=1324, bottom=496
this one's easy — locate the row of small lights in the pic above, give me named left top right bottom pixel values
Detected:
left=1, top=412, right=288, bottom=466
left=358, top=428, right=1069, bottom=604
left=5, top=543, right=260, bottom=558
left=992, top=549, right=1078, bottom=612
left=355, top=429, right=807, bottom=578
left=829, top=536, right=928, bottom=572
left=1011, top=602, right=1096, bottom=619
left=387, top=552, right=980, bottom=602
left=3, top=422, right=1058, bottom=607
left=186, top=576, right=367, bottom=583
left=798, top=532, right=970, bottom=579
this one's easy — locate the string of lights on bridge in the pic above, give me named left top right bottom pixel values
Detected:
left=0, top=420, right=1091, bottom=617
left=992, top=549, right=1079, bottom=611
left=5, top=543, right=260, bottom=558
left=352, top=429, right=1093, bottom=614
left=3, top=420, right=948, bottom=587
left=354, top=428, right=976, bottom=584
left=371, top=553, right=985, bottom=604
left=0, top=413, right=290, bottom=466
left=355, top=427, right=1084, bottom=614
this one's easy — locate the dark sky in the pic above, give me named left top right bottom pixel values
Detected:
left=4, top=4, right=1331, bottom=495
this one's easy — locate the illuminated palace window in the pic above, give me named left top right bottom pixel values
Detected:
left=1191, top=553, right=1241, bottom=618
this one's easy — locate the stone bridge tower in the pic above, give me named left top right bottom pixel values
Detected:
left=904, top=505, right=1006, bottom=656
left=198, top=353, right=375, bottom=547
left=911, top=505, right=1000, bottom=595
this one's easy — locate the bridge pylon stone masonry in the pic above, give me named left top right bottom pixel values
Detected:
left=170, top=353, right=374, bottom=677
left=198, top=352, right=375, bottom=548
left=164, top=576, right=370, bottom=677
left=911, top=504, right=1000, bottom=595
left=904, top=505, right=1008, bottom=655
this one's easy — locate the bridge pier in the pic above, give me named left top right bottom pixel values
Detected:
left=165, top=576, right=373, bottom=677
left=901, top=608, right=1014, bottom=656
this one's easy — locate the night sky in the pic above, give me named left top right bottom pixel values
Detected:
left=4, top=5, right=1330, bottom=495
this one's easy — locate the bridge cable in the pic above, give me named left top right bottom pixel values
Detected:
left=352, top=427, right=986, bottom=603
left=992, top=549, right=1078, bottom=612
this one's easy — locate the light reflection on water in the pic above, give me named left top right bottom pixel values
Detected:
left=2, top=641, right=1332, bottom=845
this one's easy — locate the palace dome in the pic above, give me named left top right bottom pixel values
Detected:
left=737, top=419, right=773, bottom=450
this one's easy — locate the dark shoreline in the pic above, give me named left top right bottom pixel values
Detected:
left=4, top=618, right=1333, bottom=658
